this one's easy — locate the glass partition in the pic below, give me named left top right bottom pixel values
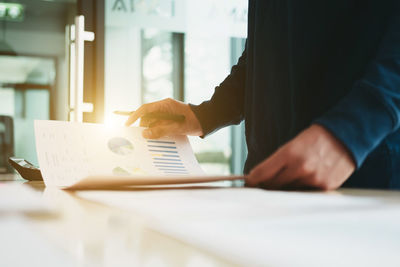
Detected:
left=0, top=0, right=76, bottom=167
left=0, top=55, right=55, bottom=165
left=141, top=29, right=175, bottom=103
left=184, top=34, right=232, bottom=174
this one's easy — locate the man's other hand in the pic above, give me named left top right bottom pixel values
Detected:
left=125, top=98, right=203, bottom=139
left=246, top=124, right=356, bottom=190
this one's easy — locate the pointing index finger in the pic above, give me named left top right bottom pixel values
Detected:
left=125, top=105, right=148, bottom=126
left=246, top=149, right=286, bottom=186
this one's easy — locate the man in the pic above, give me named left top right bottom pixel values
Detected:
left=126, top=1, right=400, bottom=190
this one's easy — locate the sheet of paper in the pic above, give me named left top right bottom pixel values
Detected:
left=77, top=188, right=400, bottom=266
left=34, top=120, right=213, bottom=188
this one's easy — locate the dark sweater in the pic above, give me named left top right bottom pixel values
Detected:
left=190, top=0, right=400, bottom=189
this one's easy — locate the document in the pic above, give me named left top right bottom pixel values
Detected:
left=34, top=120, right=241, bottom=189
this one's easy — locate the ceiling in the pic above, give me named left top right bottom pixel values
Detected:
left=2, top=0, right=76, bottom=31
left=16, top=0, right=75, bottom=19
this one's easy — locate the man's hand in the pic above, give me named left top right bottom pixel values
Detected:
left=125, top=98, right=203, bottom=139
left=246, top=124, right=356, bottom=190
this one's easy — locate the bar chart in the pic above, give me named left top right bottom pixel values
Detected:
left=147, top=140, right=189, bottom=175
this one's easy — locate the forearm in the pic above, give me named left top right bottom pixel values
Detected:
left=314, top=8, right=400, bottom=168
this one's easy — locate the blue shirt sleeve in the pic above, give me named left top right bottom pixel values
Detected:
left=315, top=6, right=400, bottom=168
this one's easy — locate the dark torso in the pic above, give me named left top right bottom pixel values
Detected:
left=244, top=0, right=400, bottom=189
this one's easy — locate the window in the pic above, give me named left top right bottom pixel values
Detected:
left=184, top=34, right=232, bottom=174
left=104, top=0, right=248, bottom=174
left=141, top=29, right=184, bottom=103
left=0, top=56, right=55, bottom=165
left=141, top=29, right=174, bottom=103
left=184, top=35, right=247, bottom=175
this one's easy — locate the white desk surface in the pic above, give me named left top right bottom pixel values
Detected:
left=1, top=173, right=400, bottom=267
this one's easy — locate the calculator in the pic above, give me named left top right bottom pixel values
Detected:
left=8, top=157, right=43, bottom=181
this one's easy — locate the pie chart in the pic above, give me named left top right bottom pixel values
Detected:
left=112, top=166, right=131, bottom=176
left=108, top=137, right=134, bottom=155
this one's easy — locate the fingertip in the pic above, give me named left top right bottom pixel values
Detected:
left=244, top=172, right=257, bottom=185
left=244, top=177, right=256, bottom=187
left=143, top=128, right=162, bottom=139
left=142, top=129, right=152, bottom=139
left=248, top=167, right=260, bottom=180
left=125, top=121, right=134, bottom=127
left=125, top=115, right=135, bottom=126
left=248, top=179, right=258, bottom=187
left=126, top=106, right=146, bottom=126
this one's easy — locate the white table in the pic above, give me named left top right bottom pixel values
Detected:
left=1, top=174, right=400, bottom=267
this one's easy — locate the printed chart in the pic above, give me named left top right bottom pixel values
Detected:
left=34, top=120, right=206, bottom=188
left=147, top=140, right=188, bottom=175
left=108, top=137, right=134, bottom=155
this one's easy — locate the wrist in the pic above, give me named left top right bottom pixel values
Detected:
left=311, top=124, right=356, bottom=169
left=186, top=104, right=204, bottom=136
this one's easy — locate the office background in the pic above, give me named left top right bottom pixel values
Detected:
left=0, top=0, right=248, bottom=175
